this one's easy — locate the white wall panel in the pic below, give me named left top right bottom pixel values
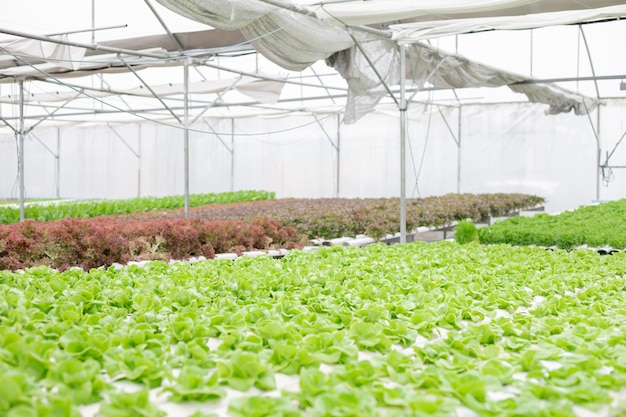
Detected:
left=2, top=101, right=625, bottom=213
left=459, top=102, right=597, bottom=213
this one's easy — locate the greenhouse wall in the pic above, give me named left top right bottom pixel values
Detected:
left=1, top=100, right=625, bottom=213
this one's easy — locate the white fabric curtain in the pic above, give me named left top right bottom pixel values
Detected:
left=326, top=30, right=400, bottom=124
left=406, top=43, right=598, bottom=116
left=327, top=37, right=598, bottom=122
left=0, top=47, right=169, bottom=78
left=155, top=0, right=353, bottom=71
left=0, top=35, right=86, bottom=71
left=391, top=5, right=626, bottom=42
left=156, top=0, right=599, bottom=124
left=305, top=0, right=626, bottom=26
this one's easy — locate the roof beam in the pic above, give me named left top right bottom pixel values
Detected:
left=45, top=24, right=129, bottom=37
left=0, top=27, right=169, bottom=60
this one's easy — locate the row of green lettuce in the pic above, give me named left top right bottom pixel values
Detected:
left=0, top=190, right=275, bottom=225
left=478, top=199, right=626, bottom=249
left=2, top=242, right=626, bottom=416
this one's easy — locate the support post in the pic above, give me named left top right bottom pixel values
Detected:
left=529, top=29, right=534, bottom=77
left=56, top=128, right=61, bottom=198
left=596, top=106, right=601, bottom=201
left=231, top=118, right=235, bottom=192
left=18, top=78, right=25, bottom=222
left=91, top=0, right=96, bottom=44
left=457, top=106, right=462, bottom=194
left=184, top=59, right=190, bottom=217
left=336, top=114, right=341, bottom=198
left=137, top=124, right=142, bottom=197
left=399, top=43, right=407, bottom=244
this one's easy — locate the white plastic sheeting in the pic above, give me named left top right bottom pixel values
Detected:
left=0, top=45, right=170, bottom=79
left=154, top=0, right=598, bottom=124
left=391, top=4, right=626, bottom=42
left=0, top=35, right=86, bottom=71
left=302, top=0, right=626, bottom=26
left=0, top=0, right=614, bottom=128
left=155, top=0, right=353, bottom=71
left=2, top=100, right=625, bottom=213
left=329, top=35, right=597, bottom=123
left=508, top=83, right=597, bottom=115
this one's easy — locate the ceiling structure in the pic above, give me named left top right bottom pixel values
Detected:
left=0, top=0, right=624, bottom=130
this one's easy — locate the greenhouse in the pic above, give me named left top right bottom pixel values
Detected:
left=1, top=0, right=626, bottom=214
left=2, top=1, right=626, bottom=417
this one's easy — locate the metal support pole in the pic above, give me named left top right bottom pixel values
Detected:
left=231, top=118, right=235, bottom=192
left=579, top=25, right=601, bottom=209
left=579, top=25, right=601, bottom=99
left=144, top=0, right=184, bottom=51
left=18, top=78, right=25, bottom=221
left=596, top=106, right=601, bottom=200
left=399, top=43, right=407, bottom=244
left=91, top=0, right=96, bottom=44
left=336, top=114, right=341, bottom=198
left=137, top=124, right=142, bottom=197
left=347, top=29, right=399, bottom=107
left=122, top=61, right=182, bottom=123
left=457, top=106, right=462, bottom=194
left=56, top=128, right=60, bottom=198
left=184, top=59, right=190, bottom=217
left=529, top=29, right=534, bottom=77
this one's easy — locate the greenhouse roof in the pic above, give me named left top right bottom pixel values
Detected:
left=0, top=0, right=625, bottom=129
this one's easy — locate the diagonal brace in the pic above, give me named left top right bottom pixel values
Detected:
left=121, top=58, right=182, bottom=123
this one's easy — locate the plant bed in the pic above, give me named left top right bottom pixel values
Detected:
left=1, top=242, right=626, bottom=416
left=0, top=216, right=306, bottom=271
left=0, top=190, right=275, bottom=225
left=479, top=199, right=626, bottom=250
